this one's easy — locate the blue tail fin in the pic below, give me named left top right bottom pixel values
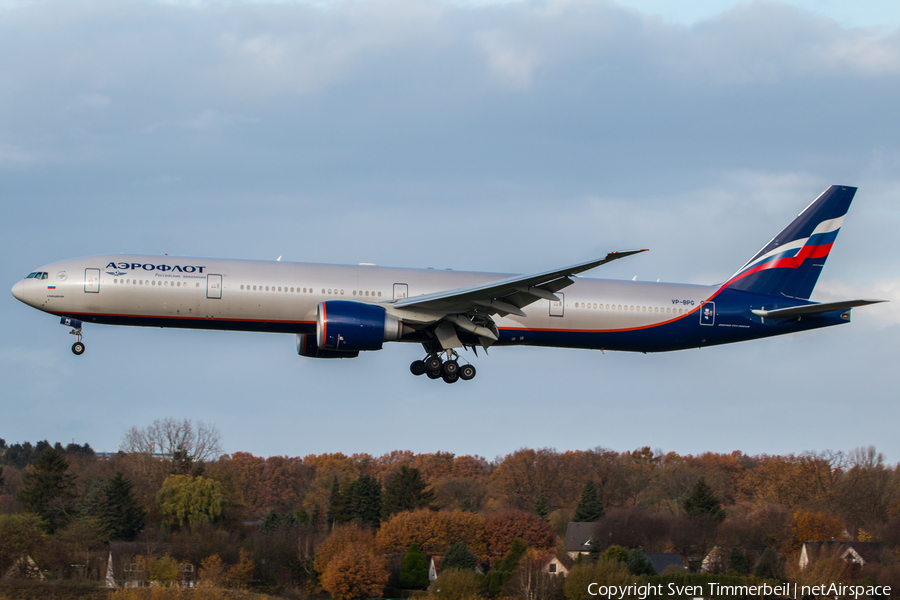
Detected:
left=723, top=185, right=856, bottom=300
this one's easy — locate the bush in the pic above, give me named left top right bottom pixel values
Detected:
left=430, top=568, right=482, bottom=600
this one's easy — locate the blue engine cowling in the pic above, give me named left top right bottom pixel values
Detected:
left=296, top=334, right=359, bottom=359
left=317, top=301, right=401, bottom=352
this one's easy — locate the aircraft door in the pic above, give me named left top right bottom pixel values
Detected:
left=84, top=268, right=100, bottom=293
left=393, top=283, right=408, bottom=300
left=700, top=301, right=715, bottom=326
left=549, top=292, right=565, bottom=317
left=206, top=274, right=222, bottom=299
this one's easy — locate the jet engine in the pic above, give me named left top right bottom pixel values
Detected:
left=296, top=334, right=359, bottom=359
left=316, top=301, right=403, bottom=352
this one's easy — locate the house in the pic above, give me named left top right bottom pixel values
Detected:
left=105, top=542, right=197, bottom=588
left=800, top=541, right=883, bottom=570
left=700, top=546, right=726, bottom=573
left=428, top=556, right=442, bottom=582
left=563, top=522, right=598, bottom=558
left=645, top=553, right=687, bottom=575
left=2, top=555, right=44, bottom=580
left=536, top=555, right=570, bottom=576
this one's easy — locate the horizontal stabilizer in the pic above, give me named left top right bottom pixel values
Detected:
left=751, top=299, right=886, bottom=319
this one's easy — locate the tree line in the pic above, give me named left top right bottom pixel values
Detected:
left=1, top=420, right=900, bottom=597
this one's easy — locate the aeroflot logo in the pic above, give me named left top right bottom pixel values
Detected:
left=105, top=262, right=207, bottom=274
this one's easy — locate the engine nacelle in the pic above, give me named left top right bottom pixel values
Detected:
left=296, top=334, right=359, bottom=359
left=317, top=301, right=401, bottom=352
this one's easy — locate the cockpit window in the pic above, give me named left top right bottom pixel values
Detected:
left=25, top=272, right=48, bottom=279
left=26, top=272, right=37, bottom=279
left=41, top=272, right=48, bottom=279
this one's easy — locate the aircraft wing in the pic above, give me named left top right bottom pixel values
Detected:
left=751, top=299, right=886, bottom=319
left=393, top=249, right=648, bottom=317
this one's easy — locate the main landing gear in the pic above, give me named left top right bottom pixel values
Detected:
left=410, top=350, right=476, bottom=384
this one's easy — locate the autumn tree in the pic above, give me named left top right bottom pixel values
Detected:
left=789, top=511, right=845, bottom=553
left=490, top=448, right=565, bottom=511
left=226, top=548, right=255, bottom=589
left=573, top=481, right=604, bottom=522
left=314, top=523, right=378, bottom=576
left=483, top=510, right=555, bottom=556
left=321, top=542, right=389, bottom=600
left=156, top=474, right=224, bottom=528
left=377, top=509, right=486, bottom=558
left=382, top=466, right=434, bottom=517
left=199, top=553, right=227, bottom=587
left=399, top=542, right=429, bottom=589
left=682, top=477, right=725, bottom=521
left=17, top=446, right=76, bottom=533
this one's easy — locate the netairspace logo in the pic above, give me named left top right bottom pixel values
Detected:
left=586, top=582, right=892, bottom=599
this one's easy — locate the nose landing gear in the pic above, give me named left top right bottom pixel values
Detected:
left=61, top=317, right=85, bottom=355
left=409, top=349, right=476, bottom=383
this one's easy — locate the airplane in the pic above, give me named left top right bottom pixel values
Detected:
left=11, top=185, right=885, bottom=383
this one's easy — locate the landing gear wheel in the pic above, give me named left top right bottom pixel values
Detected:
left=410, top=360, right=427, bottom=376
left=442, top=360, right=459, bottom=376
left=442, top=372, right=459, bottom=384
left=426, top=370, right=442, bottom=380
left=459, top=364, right=476, bottom=380
left=72, top=342, right=85, bottom=355
left=425, top=356, right=442, bottom=372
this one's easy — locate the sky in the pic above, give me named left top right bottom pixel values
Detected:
left=2, top=0, right=899, bottom=463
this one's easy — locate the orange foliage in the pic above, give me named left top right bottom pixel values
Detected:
left=483, top=510, right=556, bottom=556
left=376, top=509, right=486, bottom=558
left=314, top=523, right=378, bottom=575
left=302, top=453, right=363, bottom=512
left=321, top=542, right=389, bottom=600
left=790, top=511, right=846, bottom=552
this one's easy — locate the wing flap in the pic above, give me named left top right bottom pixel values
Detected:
left=393, top=249, right=647, bottom=315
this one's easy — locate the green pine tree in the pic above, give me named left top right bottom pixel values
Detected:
left=727, top=547, right=749, bottom=575
left=310, top=505, right=321, bottom=531
left=627, top=549, right=656, bottom=575
left=754, top=547, right=783, bottom=579
left=534, top=494, right=549, bottom=519
left=682, top=477, right=726, bottom=522
left=443, top=541, right=478, bottom=572
left=261, top=509, right=281, bottom=533
left=99, top=472, right=145, bottom=541
left=17, top=446, right=76, bottom=533
left=573, top=481, right=604, bottom=522
left=351, top=474, right=382, bottom=527
left=400, top=542, right=430, bottom=589
left=382, top=466, right=434, bottom=518
left=327, top=476, right=354, bottom=526
left=588, top=536, right=604, bottom=563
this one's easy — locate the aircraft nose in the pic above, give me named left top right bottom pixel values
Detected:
left=11, top=280, right=24, bottom=302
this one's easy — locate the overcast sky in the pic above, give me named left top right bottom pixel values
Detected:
left=2, top=0, right=899, bottom=463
